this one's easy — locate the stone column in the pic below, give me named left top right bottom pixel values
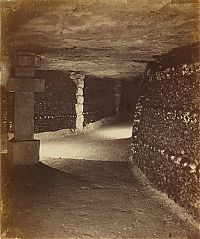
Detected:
left=7, top=53, right=45, bottom=165
left=114, top=80, right=121, bottom=117
left=69, top=72, right=85, bottom=131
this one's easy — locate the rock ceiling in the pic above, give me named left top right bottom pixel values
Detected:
left=1, top=0, right=199, bottom=80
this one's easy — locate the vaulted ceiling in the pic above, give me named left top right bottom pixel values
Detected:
left=1, top=0, right=199, bottom=80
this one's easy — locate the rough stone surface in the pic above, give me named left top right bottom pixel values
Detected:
left=131, top=45, right=200, bottom=216
left=77, top=88, right=84, bottom=96
left=77, top=96, right=84, bottom=105
left=71, top=74, right=85, bottom=131
left=14, top=92, right=34, bottom=140
left=75, top=104, right=84, bottom=113
left=7, top=139, right=40, bottom=165
left=13, top=67, right=35, bottom=78
left=2, top=0, right=199, bottom=79
left=7, top=77, right=45, bottom=92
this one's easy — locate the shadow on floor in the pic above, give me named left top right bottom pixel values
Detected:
left=2, top=160, right=135, bottom=238
left=2, top=158, right=199, bottom=239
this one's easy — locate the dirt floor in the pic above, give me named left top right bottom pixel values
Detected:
left=37, top=122, right=133, bottom=162
left=2, top=123, right=200, bottom=239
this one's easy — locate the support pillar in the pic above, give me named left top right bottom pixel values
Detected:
left=69, top=72, right=85, bottom=131
left=7, top=53, right=45, bottom=165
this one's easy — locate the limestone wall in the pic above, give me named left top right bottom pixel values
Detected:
left=131, top=45, right=200, bottom=216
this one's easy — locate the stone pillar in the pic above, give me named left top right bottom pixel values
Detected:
left=7, top=53, right=45, bottom=165
left=69, top=72, right=85, bottom=131
left=114, top=80, right=121, bottom=117
left=0, top=56, right=11, bottom=153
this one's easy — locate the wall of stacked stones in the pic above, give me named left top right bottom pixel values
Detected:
left=83, top=78, right=116, bottom=126
left=131, top=60, right=200, bottom=215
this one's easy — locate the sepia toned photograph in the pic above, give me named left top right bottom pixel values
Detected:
left=0, top=0, right=200, bottom=238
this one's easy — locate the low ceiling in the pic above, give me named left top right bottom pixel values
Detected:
left=2, top=0, right=199, bottom=80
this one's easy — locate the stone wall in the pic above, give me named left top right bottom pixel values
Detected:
left=131, top=44, right=200, bottom=216
left=83, top=78, right=116, bottom=126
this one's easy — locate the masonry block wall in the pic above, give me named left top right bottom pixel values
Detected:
left=83, top=78, right=116, bottom=126
left=131, top=44, right=200, bottom=216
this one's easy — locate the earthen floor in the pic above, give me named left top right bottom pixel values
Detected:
left=3, top=123, right=199, bottom=239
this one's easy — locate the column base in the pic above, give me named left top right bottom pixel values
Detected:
left=7, top=139, right=40, bottom=165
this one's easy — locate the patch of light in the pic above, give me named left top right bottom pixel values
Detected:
left=39, top=123, right=132, bottom=161
left=90, top=125, right=132, bottom=140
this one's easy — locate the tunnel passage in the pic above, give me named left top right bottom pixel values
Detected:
left=83, top=78, right=116, bottom=126
left=1, top=0, right=200, bottom=237
left=131, top=43, right=200, bottom=216
left=120, top=80, right=140, bottom=121
left=6, top=73, right=136, bottom=135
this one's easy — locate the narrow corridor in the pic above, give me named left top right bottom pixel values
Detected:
left=2, top=1, right=200, bottom=238
left=4, top=123, right=199, bottom=239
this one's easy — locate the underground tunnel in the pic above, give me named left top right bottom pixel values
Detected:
left=0, top=0, right=200, bottom=238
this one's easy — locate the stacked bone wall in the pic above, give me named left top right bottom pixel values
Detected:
left=131, top=44, right=200, bottom=216
left=34, top=71, right=76, bottom=133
